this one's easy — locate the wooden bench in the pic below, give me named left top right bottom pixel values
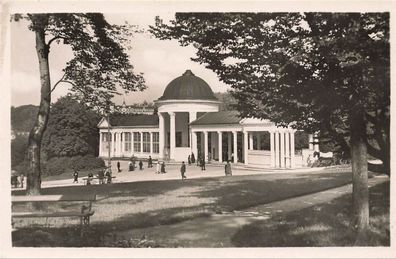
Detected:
left=12, top=193, right=96, bottom=228
left=82, top=176, right=116, bottom=185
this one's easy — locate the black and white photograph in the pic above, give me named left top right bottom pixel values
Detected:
left=0, top=0, right=394, bottom=258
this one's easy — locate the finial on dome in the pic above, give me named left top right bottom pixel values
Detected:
left=183, top=69, right=194, bottom=76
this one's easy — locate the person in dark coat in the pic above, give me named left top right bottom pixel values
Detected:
left=117, top=161, right=121, bottom=172
left=188, top=155, right=191, bottom=165
left=139, top=160, right=143, bottom=170
left=73, top=170, right=79, bottom=183
left=148, top=156, right=153, bottom=168
left=191, top=152, right=196, bottom=164
left=87, top=172, right=94, bottom=185
left=98, top=169, right=105, bottom=184
left=201, top=158, right=206, bottom=171
left=105, top=168, right=112, bottom=184
left=180, top=161, right=187, bottom=180
left=161, top=162, right=166, bottom=174
left=225, top=160, right=232, bottom=176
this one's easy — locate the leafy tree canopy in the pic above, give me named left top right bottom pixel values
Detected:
left=151, top=12, right=389, bottom=168
left=13, top=13, right=146, bottom=194
left=11, top=105, right=39, bottom=132
left=42, top=95, right=101, bottom=158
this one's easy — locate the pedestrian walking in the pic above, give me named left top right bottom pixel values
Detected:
left=191, top=152, right=196, bottom=164
left=201, top=158, right=206, bottom=171
left=97, top=169, right=105, bottom=184
left=73, top=170, right=79, bottom=183
left=156, top=161, right=161, bottom=174
left=139, top=160, right=143, bottom=170
left=148, top=156, right=153, bottom=168
left=105, top=167, right=112, bottom=184
left=188, top=155, right=191, bottom=165
left=180, top=161, right=187, bottom=180
left=117, top=161, right=121, bottom=172
left=87, top=172, right=94, bottom=185
left=128, top=161, right=133, bottom=171
left=225, top=160, right=232, bottom=176
left=161, top=162, right=166, bottom=174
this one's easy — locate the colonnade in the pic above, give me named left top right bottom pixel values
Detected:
left=190, top=129, right=296, bottom=168
left=99, top=130, right=159, bottom=157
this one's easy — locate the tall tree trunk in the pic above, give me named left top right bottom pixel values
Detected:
left=350, top=107, right=369, bottom=245
left=26, top=18, right=51, bottom=195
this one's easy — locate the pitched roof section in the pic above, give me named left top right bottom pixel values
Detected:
left=106, top=113, right=159, bottom=127
left=190, top=111, right=242, bottom=126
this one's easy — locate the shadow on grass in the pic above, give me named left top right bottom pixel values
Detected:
left=188, top=172, right=353, bottom=211
left=230, top=181, right=390, bottom=247
left=12, top=170, right=364, bottom=247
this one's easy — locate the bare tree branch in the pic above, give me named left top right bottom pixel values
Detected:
left=47, top=35, right=67, bottom=46
left=51, top=73, right=66, bottom=92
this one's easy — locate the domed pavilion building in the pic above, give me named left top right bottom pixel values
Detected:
left=98, top=70, right=319, bottom=168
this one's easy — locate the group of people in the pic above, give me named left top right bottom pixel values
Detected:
left=70, top=152, right=233, bottom=185
left=72, top=167, right=113, bottom=185
left=155, top=161, right=167, bottom=174
left=11, top=173, right=24, bottom=188
left=127, top=155, right=153, bottom=172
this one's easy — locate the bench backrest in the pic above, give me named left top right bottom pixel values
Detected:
left=12, top=193, right=96, bottom=203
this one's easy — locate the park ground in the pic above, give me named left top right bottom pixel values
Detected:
left=11, top=163, right=390, bottom=247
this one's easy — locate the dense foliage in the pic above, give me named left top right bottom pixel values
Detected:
left=151, top=13, right=389, bottom=170
left=11, top=105, right=39, bottom=132
left=13, top=13, right=146, bottom=194
left=42, top=95, right=101, bottom=158
left=151, top=12, right=390, bottom=239
left=11, top=135, right=29, bottom=169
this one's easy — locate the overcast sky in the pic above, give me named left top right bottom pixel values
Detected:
left=11, top=12, right=230, bottom=107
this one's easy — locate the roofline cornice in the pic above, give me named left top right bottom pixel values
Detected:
left=154, top=99, right=221, bottom=105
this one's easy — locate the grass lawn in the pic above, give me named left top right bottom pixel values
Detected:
left=231, top=180, right=390, bottom=247
left=12, top=167, right=376, bottom=247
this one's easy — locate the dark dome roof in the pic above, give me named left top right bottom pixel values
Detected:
left=159, top=70, right=217, bottom=101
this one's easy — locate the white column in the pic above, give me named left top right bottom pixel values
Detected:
left=280, top=131, right=285, bottom=168
left=243, top=131, right=249, bottom=165
left=140, top=132, right=144, bottom=154
left=117, top=132, right=122, bottom=157
left=218, top=131, right=223, bottom=163
left=227, top=132, right=232, bottom=161
left=150, top=132, right=153, bottom=156
left=308, top=134, right=314, bottom=150
left=249, top=133, right=253, bottom=150
left=290, top=131, right=295, bottom=168
left=275, top=131, right=280, bottom=167
left=285, top=131, right=290, bottom=168
left=110, top=132, right=114, bottom=157
left=192, top=131, right=198, bottom=157
left=169, top=112, right=175, bottom=160
left=190, top=112, right=197, bottom=157
left=131, top=131, right=135, bottom=155
left=233, top=131, right=238, bottom=163
left=204, top=131, right=209, bottom=162
left=189, top=112, right=197, bottom=149
left=99, top=132, right=103, bottom=156
left=270, top=131, right=275, bottom=167
left=158, top=113, right=164, bottom=159
left=117, top=132, right=120, bottom=156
